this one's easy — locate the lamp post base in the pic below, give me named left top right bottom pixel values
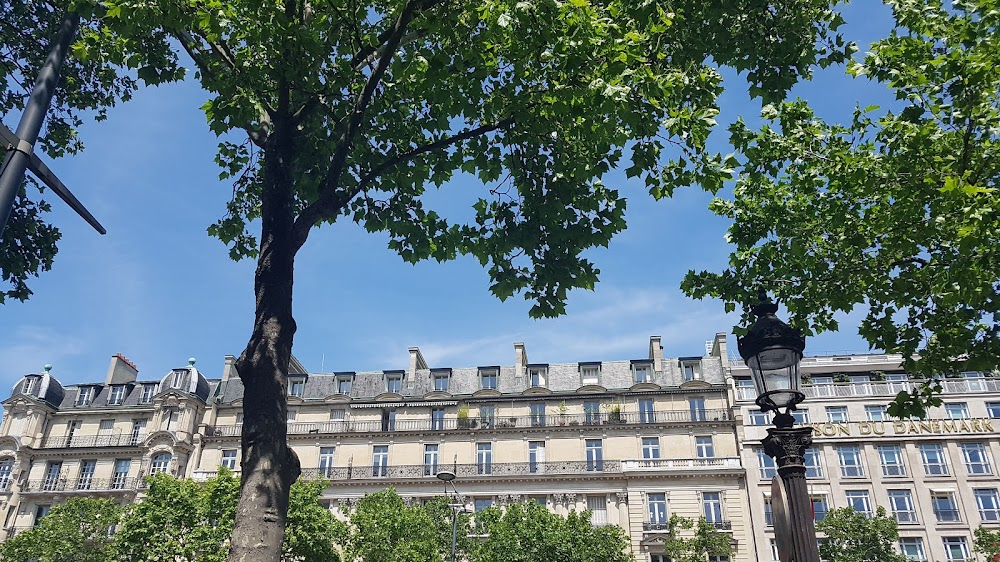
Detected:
left=764, top=426, right=821, bottom=562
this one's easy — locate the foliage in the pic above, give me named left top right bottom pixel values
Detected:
left=114, top=469, right=343, bottom=562
left=343, top=488, right=447, bottom=562
left=0, top=497, right=121, bottom=562
left=682, top=0, right=1000, bottom=418
left=975, top=526, right=1000, bottom=560
left=657, top=514, right=732, bottom=562
left=471, top=501, right=632, bottom=562
left=815, top=507, right=907, bottom=562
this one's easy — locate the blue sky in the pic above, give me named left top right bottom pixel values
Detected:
left=2, top=2, right=898, bottom=388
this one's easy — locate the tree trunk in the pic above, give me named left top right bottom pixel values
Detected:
left=228, top=122, right=302, bottom=562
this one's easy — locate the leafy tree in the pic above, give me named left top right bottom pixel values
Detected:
left=657, top=514, right=732, bottom=562
left=114, top=469, right=343, bottom=562
left=343, top=488, right=446, bottom=562
left=0, top=497, right=121, bottom=562
left=815, top=507, right=907, bottom=562
left=975, top=526, right=1000, bottom=561
left=470, top=501, right=632, bottom=562
left=682, top=0, right=1000, bottom=418
left=0, top=1, right=171, bottom=302
left=76, top=0, right=854, bottom=558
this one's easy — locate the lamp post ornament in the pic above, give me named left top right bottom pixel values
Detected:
left=738, top=290, right=820, bottom=562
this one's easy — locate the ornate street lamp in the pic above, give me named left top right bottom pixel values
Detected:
left=436, top=470, right=465, bottom=562
left=738, top=290, right=819, bottom=562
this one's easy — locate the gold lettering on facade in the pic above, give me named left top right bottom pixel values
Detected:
left=943, top=420, right=957, bottom=433
left=805, top=418, right=996, bottom=437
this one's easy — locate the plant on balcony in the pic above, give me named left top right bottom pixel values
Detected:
left=457, top=404, right=477, bottom=429
left=0, top=497, right=122, bottom=562
left=605, top=404, right=625, bottom=424
left=869, top=370, right=887, bottom=382
left=557, top=401, right=569, bottom=426
left=815, top=507, right=907, bottom=562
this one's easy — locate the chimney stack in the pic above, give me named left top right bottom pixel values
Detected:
left=648, top=336, right=663, bottom=372
left=105, top=354, right=138, bottom=385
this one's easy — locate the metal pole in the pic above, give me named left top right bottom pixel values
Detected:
left=0, top=11, right=80, bottom=233
left=764, top=426, right=821, bottom=562
left=450, top=504, right=459, bottom=562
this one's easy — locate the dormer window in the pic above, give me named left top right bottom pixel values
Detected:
left=580, top=363, right=601, bottom=385
left=336, top=375, right=353, bottom=395
left=171, top=369, right=188, bottom=389
left=108, top=385, right=127, bottom=405
left=528, top=366, right=547, bottom=388
left=288, top=378, right=305, bottom=397
left=479, top=368, right=498, bottom=391
left=386, top=373, right=403, bottom=394
left=140, top=384, right=156, bottom=404
left=22, top=376, right=37, bottom=395
left=681, top=360, right=701, bottom=382
left=633, top=363, right=651, bottom=384
left=75, top=387, right=94, bottom=407
left=432, top=371, right=451, bottom=392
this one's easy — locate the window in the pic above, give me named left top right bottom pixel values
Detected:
left=580, top=364, right=600, bottom=385
left=65, top=419, right=81, bottom=444
left=837, top=445, right=864, bottom=477
left=696, top=436, right=715, bottom=458
left=899, top=538, right=925, bottom=561
left=886, top=373, right=909, bottom=392
left=286, top=410, right=297, bottom=423
left=330, top=409, right=345, bottom=424
left=528, top=367, right=546, bottom=388
left=764, top=498, right=773, bottom=526
left=586, top=439, right=603, bottom=472
left=34, top=505, right=51, bottom=526
left=372, top=446, right=389, bottom=477
left=735, top=377, right=755, bottom=400
left=945, top=403, right=969, bottom=419
left=845, top=490, right=872, bottom=517
left=792, top=409, right=810, bottom=424
left=528, top=441, right=545, bottom=474
left=642, top=437, right=660, bottom=460
left=975, top=489, right=1000, bottom=521
left=386, top=374, right=402, bottom=394
left=682, top=361, right=700, bottom=381
left=804, top=447, right=823, bottom=478
left=865, top=405, right=888, bottom=421
left=171, top=369, right=187, bottom=389
left=381, top=409, right=396, bottom=432
left=530, top=403, right=546, bottom=427
left=99, top=419, right=115, bottom=435
left=964, top=371, right=987, bottom=390
left=0, top=458, right=12, bottom=490
left=140, top=384, right=156, bottom=404
left=812, top=496, right=829, bottom=522
left=689, top=397, right=706, bottom=421
left=474, top=498, right=493, bottom=512
left=288, top=379, right=305, bottom=397
left=23, top=376, right=36, bottom=394
left=131, top=419, right=147, bottom=444
left=639, top=399, right=655, bottom=424
left=423, top=444, right=439, bottom=476
left=478, top=405, right=495, bottom=428
left=749, top=410, right=770, bottom=426
left=648, top=493, right=668, bottom=524
left=932, top=493, right=961, bottom=522
left=477, top=443, right=492, bottom=475
left=150, top=453, right=171, bottom=475
left=236, top=412, right=245, bottom=425
left=220, top=449, right=238, bottom=470
left=588, top=495, right=608, bottom=526
left=826, top=406, right=849, bottom=422
left=703, top=492, right=723, bottom=523
left=919, top=444, right=949, bottom=476
left=431, top=408, right=445, bottom=431
left=584, top=401, right=602, bottom=425
left=878, top=445, right=907, bottom=476
left=76, top=386, right=94, bottom=406
left=433, top=372, right=450, bottom=392
left=319, top=447, right=336, bottom=477
left=960, top=442, right=992, bottom=475
left=337, top=377, right=352, bottom=395
left=988, top=402, right=1000, bottom=419
left=479, top=369, right=497, bottom=390
left=77, top=460, right=96, bottom=490
left=812, top=376, right=835, bottom=396
left=942, top=537, right=970, bottom=561
left=112, top=459, right=130, bottom=489
left=633, top=364, right=650, bottom=383
left=769, top=539, right=780, bottom=562
left=758, top=448, right=777, bottom=479
left=888, top=490, right=917, bottom=523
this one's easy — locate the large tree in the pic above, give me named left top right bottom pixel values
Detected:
left=343, top=488, right=451, bottom=562
left=74, top=0, right=852, bottom=559
left=0, top=497, right=122, bottom=562
left=815, top=507, right=907, bottom=562
left=682, top=0, right=1000, bottom=418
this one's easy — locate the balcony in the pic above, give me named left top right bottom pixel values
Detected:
left=736, top=378, right=1000, bottom=402
left=205, top=409, right=732, bottom=438
left=643, top=521, right=670, bottom=531
left=293, top=460, right=624, bottom=481
left=621, top=457, right=741, bottom=472
left=40, top=433, right=144, bottom=449
left=707, top=520, right=733, bottom=530
left=21, top=476, right=140, bottom=493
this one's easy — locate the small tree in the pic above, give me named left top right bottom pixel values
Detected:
left=815, top=507, right=907, bottom=562
left=974, top=526, right=1000, bottom=561
left=660, top=515, right=733, bottom=562
left=471, top=501, right=632, bottom=562
left=0, top=497, right=121, bottom=562
left=344, top=488, right=445, bottom=562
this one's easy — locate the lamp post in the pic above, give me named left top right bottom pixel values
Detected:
left=737, top=290, right=819, bottom=562
left=436, top=470, right=465, bottom=562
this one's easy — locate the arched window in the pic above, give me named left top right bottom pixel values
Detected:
left=0, top=458, right=13, bottom=490
left=150, top=452, right=172, bottom=475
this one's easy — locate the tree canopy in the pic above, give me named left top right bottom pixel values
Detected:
left=0, top=497, right=121, bottom=562
left=815, top=507, right=907, bottom=562
left=342, top=488, right=447, bottom=562
left=682, top=0, right=1000, bottom=417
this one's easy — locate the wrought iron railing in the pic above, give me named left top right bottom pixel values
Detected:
left=206, top=409, right=732, bottom=438
left=40, top=433, right=144, bottom=448
left=21, top=477, right=139, bottom=492
left=621, top=457, right=741, bottom=471
left=736, top=378, right=1000, bottom=402
left=643, top=521, right=670, bottom=531
left=294, top=460, right=623, bottom=481
left=708, top=520, right=732, bottom=530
